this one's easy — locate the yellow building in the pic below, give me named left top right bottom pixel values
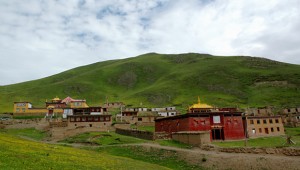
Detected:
left=70, top=99, right=89, bottom=108
left=246, top=116, right=285, bottom=138
left=13, top=99, right=64, bottom=117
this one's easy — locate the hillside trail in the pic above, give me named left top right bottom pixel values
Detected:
left=19, top=136, right=300, bottom=170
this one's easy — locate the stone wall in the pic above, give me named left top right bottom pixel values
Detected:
left=172, top=131, right=211, bottom=146
left=0, top=118, right=49, bottom=131
left=200, top=145, right=300, bottom=156
left=154, top=132, right=171, bottom=139
left=50, top=125, right=115, bottom=141
left=115, top=128, right=153, bottom=140
left=49, top=121, right=68, bottom=128
left=114, top=123, right=131, bottom=129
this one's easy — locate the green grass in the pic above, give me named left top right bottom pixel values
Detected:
left=213, top=127, right=300, bottom=148
left=137, top=125, right=155, bottom=132
left=0, top=132, right=170, bottom=170
left=13, top=115, right=46, bottom=119
left=130, top=124, right=155, bottom=132
left=1, top=53, right=300, bottom=113
left=60, top=131, right=146, bottom=145
left=154, top=139, right=193, bottom=149
left=96, top=145, right=204, bottom=170
left=0, top=128, right=47, bottom=141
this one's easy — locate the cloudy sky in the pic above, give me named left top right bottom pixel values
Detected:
left=0, top=0, right=300, bottom=85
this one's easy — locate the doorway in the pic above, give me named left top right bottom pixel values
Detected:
left=212, top=128, right=224, bottom=140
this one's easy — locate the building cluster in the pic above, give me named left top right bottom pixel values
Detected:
left=155, top=98, right=286, bottom=141
left=12, top=96, right=298, bottom=142
left=116, top=106, right=178, bottom=126
left=244, top=106, right=300, bottom=127
left=14, top=96, right=112, bottom=129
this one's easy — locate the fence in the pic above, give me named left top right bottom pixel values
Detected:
left=115, top=128, right=154, bottom=140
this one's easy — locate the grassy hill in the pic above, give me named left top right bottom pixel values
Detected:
left=0, top=53, right=300, bottom=113
left=0, top=132, right=170, bottom=170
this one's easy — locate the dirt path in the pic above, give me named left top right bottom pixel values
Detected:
left=134, top=143, right=300, bottom=170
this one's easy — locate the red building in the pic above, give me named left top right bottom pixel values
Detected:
left=155, top=98, right=245, bottom=140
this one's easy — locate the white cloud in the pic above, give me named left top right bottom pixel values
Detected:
left=0, top=0, right=299, bottom=85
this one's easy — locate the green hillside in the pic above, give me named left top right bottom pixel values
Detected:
left=0, top=132, right=169, bottom=169
left=0, top=53, right=300, bottom=113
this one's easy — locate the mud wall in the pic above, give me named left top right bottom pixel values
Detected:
left=115, top=128, right=153, bottom=140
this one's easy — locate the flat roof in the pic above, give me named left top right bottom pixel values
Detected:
left=155, top=112, right=243, bottom=122
left=247, top=115, right=281, bottom=119
left=68, top=114, right=112, bottom=117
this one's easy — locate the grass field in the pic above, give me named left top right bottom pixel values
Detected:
left=213, top=127, right=300, bottom=148
left=0, top=128, right=47, bottom=140
left=60, top=131, right=147, bottom=145
left=60, top=131, right=193, bottom=149
left=95, top=146, right=203, bottom=170
left=0, top=132, right=172, bottom=170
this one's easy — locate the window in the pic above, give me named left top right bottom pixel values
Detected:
left=277, top=127, right=280, bottom=131
left=70, top=117, right=75, bottom=122
left=138, top=118, right=142, bottom=121
left=259, top=128, right=262, bottom=133
left=82, top=117, right=86, bottom=122
left=257, top=120, right=260, bottom=124
left=263, top=119, right=267, bottom=124
left=76, top=117, right=80, bottom=122
left=271, top=127, right=274, bottom=132
left=100, top=117, right=104, bottom=121
left=16, top=108, right=20, bottom=112
left=252, top=128, right=256, bottom=134
left=213, top=116, right=221, bottom=123
left=89, top=124, right=92, bottom=127
left=269, top=119, right=273, bottom=124
left=75, top=124, right=77, bottom=127
left=88, top=117, right=93, bottom=121
left=250, top=120, right=254, bottom=124
left=265, top=128, right=269, bottom=134
left=22, top=108, right=26, bottom=112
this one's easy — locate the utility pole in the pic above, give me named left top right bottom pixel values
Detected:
left=120, top=105, right=123, bottom=122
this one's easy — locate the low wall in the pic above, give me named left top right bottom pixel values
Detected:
left=136, top=122, right=155, bottom=126
left=49, top=122, right=68, bottom=128
left=172, top=131, right=211, bottom=146
left=114, top=123, right=131, bottom=129
left=0, top=118, right=49, bottom=131
left=200, top=145, right=300, bottom=156
left=219, top=147, right=300, bottom=156
left=115, top=128, right=153, bottom=140
left=154, top=132, right=171, bottom=139
left=50, top=125, right=115, bottom=141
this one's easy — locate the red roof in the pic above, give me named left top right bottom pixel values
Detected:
left=62, top=96, right=75, bottom=104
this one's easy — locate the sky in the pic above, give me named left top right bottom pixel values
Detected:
left=0, top=0, right=300, bottom=85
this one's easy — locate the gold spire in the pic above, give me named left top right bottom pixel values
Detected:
left=189, top=96, right=213, bottom=109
